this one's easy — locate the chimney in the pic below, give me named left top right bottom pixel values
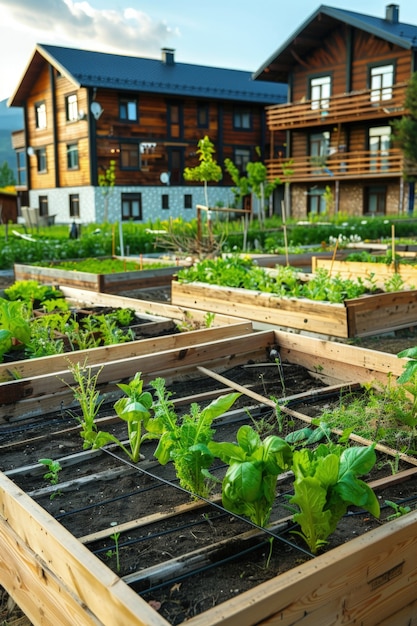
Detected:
left=161, top=48, right=175, bottom=66
left=385, top=4, right=399, bottom=24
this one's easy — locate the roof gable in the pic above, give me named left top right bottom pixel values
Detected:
left=9, top=44, right=287, bottom=107
left=254, top=4, right=417, bottom=83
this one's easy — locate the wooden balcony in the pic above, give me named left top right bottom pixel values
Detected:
left=266, top=83, right=408, bottom=131
left=267, top=149, right=404, bottom=183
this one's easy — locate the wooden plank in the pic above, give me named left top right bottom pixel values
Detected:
left=313, top=257, right=417, bottom=288
left=0, top=472, right=171, bottom=626
left=171, top=282, right=349, bottom=337
left=185, top=510, right=417, bottom=626
left=0, top=331, right=273, bottom=421
left=0, top=321, right=253, bottom=382
left=13, top=263, right=180, bottom=293
left=0, top=515, right=104, bottom=626
left=273, top=330, right=405, bottom=382
left=60, top=286, right=246, bottom=326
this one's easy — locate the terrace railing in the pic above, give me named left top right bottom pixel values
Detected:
left=267, top=149, right=404, bottom=183
left=266, top=83, right=408, bottom=131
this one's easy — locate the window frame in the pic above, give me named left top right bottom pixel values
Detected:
left=120, top=142, right=140, bottom=170
left=309, top=75, right=331, bottom=110
left=65, top=93, right=79, bottom=122
left=369, top=63, right=395, bottom=102
left=35, top=147, right=47, bottom=173
left=119, top=96, right=138, bottom=122
left=35, top=101, right=47, bottom=129
left=233, top=106, right=252, bottom=130
left=233, top=147, right=251, bottom=173
left=66, top=143, right=79, bottom=170
left=121, top=192, right=142, bottom=221
left=69, top=193, right=80, bottom=218
left=197, top=102, right=209, bottom=128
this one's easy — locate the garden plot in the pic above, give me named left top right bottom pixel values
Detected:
left=14, top=255, right=188, bottom=293
left=1, top=329, right=417, bottom=626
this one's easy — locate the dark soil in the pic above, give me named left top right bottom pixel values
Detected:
left=1, top=359, right=417, bottom=625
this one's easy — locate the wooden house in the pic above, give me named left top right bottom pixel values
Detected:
left=254, top=4, right=417, bottom=218
left=7, top=46, right=286, bottom=225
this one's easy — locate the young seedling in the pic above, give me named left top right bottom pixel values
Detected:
left=38, top=458, right=63, bottom=499
left=385, top=500, right=411, bottom=521
left=64, top=360, right=104, bottom=449
left=106, top=531, right=121, bottom=572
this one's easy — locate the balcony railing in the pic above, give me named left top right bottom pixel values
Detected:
left=267, top=149, right=404, bottom=183
left=266, top=83, right=408, bottom=131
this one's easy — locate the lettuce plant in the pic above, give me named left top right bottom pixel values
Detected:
left=149, top=377, right=241, bottom=498
left=290, top=443, right=380, bottom=554
left=209, top=424, right=293, bottom=527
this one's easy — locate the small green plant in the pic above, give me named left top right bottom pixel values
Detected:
left=38, top=458, right=63, bottom=499
left=149, top=377, right=241, bottom=498
left=209, top=424, right=293, bottom=527
left=64, top=360, right=105, bottom=448
left=385, top=499, right=411, bottom=521
left=106, top=531, right=121, bottom=572
left=289, top=443, right=380, bottom=554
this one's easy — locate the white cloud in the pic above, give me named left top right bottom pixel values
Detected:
left=0, top=0, right=180, bottom=101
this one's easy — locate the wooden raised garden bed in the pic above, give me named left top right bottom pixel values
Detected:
left=1, top=329, right=417, bottom=625
left=171, top=279, right=417, bottom=338
left=0, top=286, right=251, bottom=392
left=312, top=255, right=417, bottom=289
left=13, top=256, right=185, bottom=293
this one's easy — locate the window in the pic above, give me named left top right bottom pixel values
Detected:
left=197, top=102, right=209, bottom=128
left=370, top=64, right=394, bottom=102
left=121, top=193, right=142, bottom=220
left=369, top=126, right=391, bottom=171
left=162, top=194, right=169, bottom=210
left=168, top=148, right=184, bottom=185
left=308, top=187, right=327, bottom=216
left=184, top=194, right=193, bottom=209
left=66, top=94, right=78, bottom=122
left=35, top=147, right=47, bottom=173
left=39, top=195, right=48, bottom=217
left=66, top=143, right=79, bottom=169
left=309, top=131, right=330, bottom=171
left=35, top=101, right=47, bottom=129
left=168, top=102, right=183, bottom=138
left=233, top=107, right=251, bottom=130
left=120, top=143, right=140, bottom=169
left=233, top=148, right=251, bottom=173
left=69, top=194, right=80, bottom=218
left=16, top=150, right=27, bottom=186
left=364, top=185, right=386, bottom=215
left=310, top=76, right=331, bottom=110
left=119, top=97, right=138, bottom=122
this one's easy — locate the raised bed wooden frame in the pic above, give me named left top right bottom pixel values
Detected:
left=312, top=255, right=417, bottom=289
left=171, top=279, right=417, bottom=338
left=13, top=257, right=184, bottom=293
left=1, top=329, right=417, bottom=625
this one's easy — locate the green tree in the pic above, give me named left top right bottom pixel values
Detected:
left=184, top=136, right=222, bottom=208
left=0, top=162, right=16, bottom=187
left=98, top=159, right=116, bottom=222
left=392, top=72, right=417, bottom=214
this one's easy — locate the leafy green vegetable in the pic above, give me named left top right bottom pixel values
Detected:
left=209, top=424, right=292, bottom=527
left=149, top=377, right=241, bottom=497
left=290, top=443, right=380, bottom=554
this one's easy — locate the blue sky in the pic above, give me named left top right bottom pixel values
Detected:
left=1, top=0, right=417, bottom=102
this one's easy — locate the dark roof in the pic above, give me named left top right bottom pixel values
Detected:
left=254, top=4, right=417, bottom=83
left=9, top=44, right=287, bottom=107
